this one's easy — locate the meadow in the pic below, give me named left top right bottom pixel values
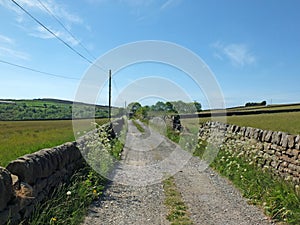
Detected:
left=0, top=119, right=108, bottom=166
left=181, top=111, right=300, bottom=135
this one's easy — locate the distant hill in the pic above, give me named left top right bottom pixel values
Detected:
left=0, top=98, right=120, bottom=121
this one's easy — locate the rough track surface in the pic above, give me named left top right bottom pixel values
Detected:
left=174, top=157, right=273, bottom=225
left=82, top=120, right=274, bottom=225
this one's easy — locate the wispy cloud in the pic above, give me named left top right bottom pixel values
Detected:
left=0, top=34, right=14, bottom=45
left=0, top=34, right=30, bottom=60
left=1, top=0, right=83, bottom=24
left=30, top=26, right=79, bottom=46
left=0, top=0, right=84, bottom=46
left=119, top=0, right=154, bottom=7
left=0, top=46, right=30, bottom=61
left=212, top=41, right=256, bottom=67
left=160, top=0, right=182, bottom=10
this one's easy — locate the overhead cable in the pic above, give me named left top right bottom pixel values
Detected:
left=36, top=0, right=97, bottom=61
left=0, top=59, right=79, bottom=80
left=11, top=0, right=94, bottom=65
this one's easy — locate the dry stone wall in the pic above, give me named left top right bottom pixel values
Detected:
left=0, top=141, right=84, bottom=225
left=0, top=117, right=124, bottom=225
left=198, top=121, right=300, bottom=185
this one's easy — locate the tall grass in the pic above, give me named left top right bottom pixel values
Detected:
left=224, top=112, right=300, bottom=134
left=181, top=111, right=300, bottom=135
left=194, top=142, right=300, bottom=224
left=26, top=165, right=106, bottom=225
left=0, top=119, right=108, bottom=166
left=26, top=120, right=124, bottom=225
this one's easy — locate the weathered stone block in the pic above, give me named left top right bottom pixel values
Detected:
left=34, top=149, right=54, bottom=178
left=239, top=127, right=246, bottom=136
left=33, top=178, right=48, bottom=194
left=249, top=128, right=255, bottom=138
left=295, top=135, right=300, bottom=150
left=281, top=155, right=294, bottom=163
left=11, top=174, right=20, bottom=190
left=253, top=129, right=259, bottom=139
left=264, top=130, right=273, bottom=142
left=266, top=149, right=275, bottom=155
left=280, top=133, right=289, bottom=148
left=257, top=129, right=263, bottom=141
left=6, top=158, right=36, bottom=185
left=0, top=167, right=13, bottom=211
left=261, top=130, right=268, bottom=142
left=288, top=163, right=296, bottom=171
left=271, top=131, right=277, bottom=144
left=272, top=131, right=282, bottom=145
left=295, top=165, right=300, bottom=173
left=288, top=135, right=296, bottom=149
left=271, top=160, right=280, bottom=169
left=233, top=125, right=240, bottom=133
left=291, top=149, right=299, bottom=158
left=244, top=127, right=250, bottom=137
left=0, top=209, right=9, bottom=225
left=292, top=177, right=300, bottom=184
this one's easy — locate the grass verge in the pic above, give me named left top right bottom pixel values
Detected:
left=25, top=120, right=123, bottom=225
left=163, top=176, right=193, bottom=225
left=195, top=142, right=300, bottom=224
left=132, top=120, right=145, bottom=133
left=26, top=165, right=106, bottom=225
left=166, top=126, right=180, bottom=143
left=110, top=138, right=124, bottom=160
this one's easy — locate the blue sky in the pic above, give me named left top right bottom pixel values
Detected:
left=0, top=0, right=299, bottom=108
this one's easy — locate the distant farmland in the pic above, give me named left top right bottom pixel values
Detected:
left=0, top=98, right=115, bottom=120
left=181, top=111, right=300, bottom=136
left=0, top=118, right=108, bottom=166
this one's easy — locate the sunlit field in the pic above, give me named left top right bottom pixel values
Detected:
left=0, top=119, right=108, bottom=166
left=181, top=111, right=300, bottom=135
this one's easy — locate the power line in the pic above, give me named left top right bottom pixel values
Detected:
left=36, top=0, right=97, bottom=61
left=0, top=59, right=79, bottom=80
left=11, top=0, right=108, bottom=73
left=11, top=0, right=95, bottom=65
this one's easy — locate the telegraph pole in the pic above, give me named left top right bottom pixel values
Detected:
left=108, top=69, right=112, bottom=121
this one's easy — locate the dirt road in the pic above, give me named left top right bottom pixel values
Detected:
left=82, top=120, right=272, bottom=225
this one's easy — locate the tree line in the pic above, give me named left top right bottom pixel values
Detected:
left=127, top=100, right=202, bottom=119
left=245, top=101, right=267, bottom=107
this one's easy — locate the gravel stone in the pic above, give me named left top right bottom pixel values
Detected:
left=83, top=120, right=275, bottom=225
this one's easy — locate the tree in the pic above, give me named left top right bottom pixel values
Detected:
left=127, top=102, right=142, bottom=118
left=152, top=101, right=166, bottom=111
left=165, top=102, right=175, bottom=112
left=135, top=106, right=149, bottom=119
left=194, top=101, right=202, bottom=112
left=245, top=101, right=267, bottom=107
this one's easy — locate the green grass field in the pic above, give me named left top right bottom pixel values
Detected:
left=0, top=119, right=108, bottom=167
left=225, top=103, right=300, bottom=112
left=181, top=111, right=300, bottom=135
left=0, top=98, right=112, bottom=120
left=224, top=112, right=300, bottom=134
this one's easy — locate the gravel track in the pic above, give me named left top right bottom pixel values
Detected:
left=174, top=157, right=273, bottom=225
left=82, top=120, right=274, bottom=225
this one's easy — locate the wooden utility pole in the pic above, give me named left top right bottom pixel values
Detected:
left=108, top=69, right=112, bottom=121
